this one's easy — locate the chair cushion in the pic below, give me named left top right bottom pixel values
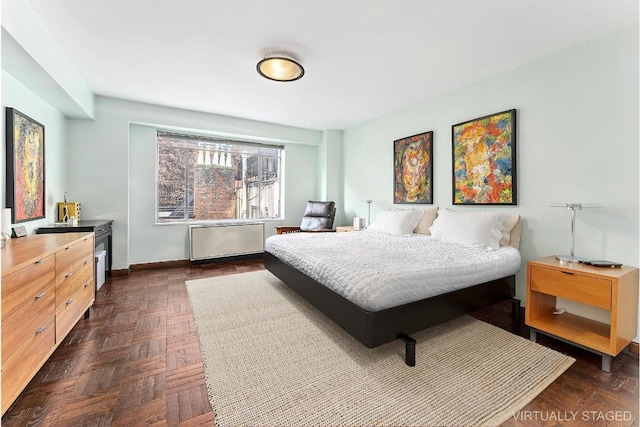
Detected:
left=300, top=216, right=333, bottom=231
left=303, top=201, right=335, bottom=218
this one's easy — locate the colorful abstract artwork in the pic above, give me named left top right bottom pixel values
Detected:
left=5, top=108, right=46, bottom=223
left=452, top=109, right=516, bottom=205
left=394, top=131, right=433, bottom=204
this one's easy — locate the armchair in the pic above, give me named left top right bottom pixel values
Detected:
left=276, top=201, right=336, bottom=234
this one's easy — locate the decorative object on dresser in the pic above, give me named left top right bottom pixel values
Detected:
left=5, top=108, right=46, bottom=223
left=452, top=109, right=516, bottom=205
left=1, top=233, right=95, bottom=414
left=58, top=201, right=81, bottom=223
left=550, top=203, right=599, bottom=262
left=1, top=208, right=12, bottom=248
left=11, top=226, right=27, bottom=238
left=393, top=131, right=433, bottom=204
left=37, top=220, right=113, bottom=277
left=526, top=256, right=638, bottom=372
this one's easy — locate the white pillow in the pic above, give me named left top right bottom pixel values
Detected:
left=497, top=213, right=521, bottom=246
left=429, top=209, right=502, bottom=250
left=391, top=206, right=438, bottom=235
left=414, top=206, right=438, bottom=235
left=369, top=210, right=424, bottom=236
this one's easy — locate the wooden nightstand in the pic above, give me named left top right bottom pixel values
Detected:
left=336, top=226, right=362, bottom=232
left=526, top=256, right=639, bottom=372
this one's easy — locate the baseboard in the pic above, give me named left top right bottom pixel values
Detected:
left=130, top=259, right=190, bottom=271
left=113, top=255, right=264, bottom=275
left=190, top=253, right=264, bottom=265
left=111, top=267, right=131, bottom=276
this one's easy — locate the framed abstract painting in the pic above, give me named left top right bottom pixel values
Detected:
left=5, top=108, right=46, bottom=223
left=452, top=109, right=516, bottom=205
left=394, top=131, right=433, bottom=204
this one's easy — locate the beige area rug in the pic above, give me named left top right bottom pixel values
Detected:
left=186, top=270, right=574, bottom=427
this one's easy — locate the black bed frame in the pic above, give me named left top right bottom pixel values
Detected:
left=264, top=251, right=520, bottom=366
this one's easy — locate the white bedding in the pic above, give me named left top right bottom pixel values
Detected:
left=265, top=229, right=521, bottom=312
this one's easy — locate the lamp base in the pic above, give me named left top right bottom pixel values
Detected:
left=555, top=255, right=588, bottom=263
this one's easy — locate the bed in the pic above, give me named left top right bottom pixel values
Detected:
left=264, top=208, right=522, bottom=366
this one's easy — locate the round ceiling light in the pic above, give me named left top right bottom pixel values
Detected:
left=257, top=56, right=304, bottom=82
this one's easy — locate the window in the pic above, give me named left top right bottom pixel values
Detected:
left=156, top=132, right=284, bottom=223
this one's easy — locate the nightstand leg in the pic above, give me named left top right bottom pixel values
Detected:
left=601, top=355, right=612, bottom=373
left=529, top=328, right=537, bottom=343
left=622, top=345, right=630, bottom=355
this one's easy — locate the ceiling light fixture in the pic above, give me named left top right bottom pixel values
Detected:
left=257, top=56, right=304, bottom=82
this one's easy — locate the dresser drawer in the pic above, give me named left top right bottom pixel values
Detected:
left=55, top=235, right=94, bottom=278
left=55, top=280, right=94, bottom=343
left=530, top=265, right=612, bottom=309
left=1, top=316, right=55, bottom=412
left=1, top=285, right=55, bottom=364
left=55, top=256, right=94, bottom=312
left=1, top=255, right=55, bottom=320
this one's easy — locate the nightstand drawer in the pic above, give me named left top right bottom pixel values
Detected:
left=530, top=266, right=611, bottom=309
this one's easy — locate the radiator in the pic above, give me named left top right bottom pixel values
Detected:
left=189, top=223, right=265, bottom=261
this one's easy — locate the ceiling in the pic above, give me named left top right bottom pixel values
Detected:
left=21, top=0, right=639, bottom=130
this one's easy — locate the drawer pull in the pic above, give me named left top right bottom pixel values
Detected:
left=66, top=299, right=74, bottom=306
left=35, top=259, right=46, bottom=264
left=36, top=326, right=46, bottom=335
left=65, top=272, right=74, bottom=278
left=561, top=271, right=575, bottom=275
left=35, top=292, right=46, bottom=299
left=84, top=282, right=90, bottom=288
left=84, top=260, right=89, bottom=265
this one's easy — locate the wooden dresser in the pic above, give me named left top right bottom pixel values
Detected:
left=1, top=233, right=95, bottom=414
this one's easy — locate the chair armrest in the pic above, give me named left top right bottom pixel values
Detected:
left=275, top=226, right=301, bottom=235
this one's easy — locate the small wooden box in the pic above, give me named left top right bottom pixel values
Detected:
left=58, top=202, right=81, bottom=222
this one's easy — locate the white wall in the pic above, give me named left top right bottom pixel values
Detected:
left=343, top=25, right=639, bottom=311
left=1, top=71, right=68, bottom=234
left=68, top=97, right=322, bottom=269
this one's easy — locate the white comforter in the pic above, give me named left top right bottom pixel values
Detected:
left=265, top=229, right=521, bottom=312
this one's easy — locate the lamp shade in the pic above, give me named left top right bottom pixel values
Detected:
left=257, top=56, right=304, bottom=82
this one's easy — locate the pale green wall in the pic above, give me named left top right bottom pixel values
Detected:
left=67, top=97, right=322, bottom=268
left=343, top=25, right=639, bottom=309
left=318, top=130, right=344, bottom=226
left=1, top=71, right=68, bottom=234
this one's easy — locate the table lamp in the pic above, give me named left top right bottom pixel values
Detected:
left=365, top=200, right=375, bottom=228
left=551, top=203, right=599, bottom=262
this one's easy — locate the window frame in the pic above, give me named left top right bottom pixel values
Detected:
left=155, top=131, right=285, bottom=225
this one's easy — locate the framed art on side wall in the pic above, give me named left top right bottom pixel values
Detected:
left=394, top=131, right=433, bottom=204
left=452, top=109, right=516, bottom=205
left=5, top=108, right=46, bottom=223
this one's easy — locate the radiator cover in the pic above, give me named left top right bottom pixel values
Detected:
left=189, top=223, right=264, bottom=261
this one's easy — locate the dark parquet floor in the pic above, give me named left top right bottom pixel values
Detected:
left=2, top=259, right=638, bottom=426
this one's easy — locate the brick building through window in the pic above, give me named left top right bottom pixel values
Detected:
left=156, top=132, right=283, bottom=223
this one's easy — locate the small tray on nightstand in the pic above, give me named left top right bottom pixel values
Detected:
left=579, top=260, right=622, bottom=268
